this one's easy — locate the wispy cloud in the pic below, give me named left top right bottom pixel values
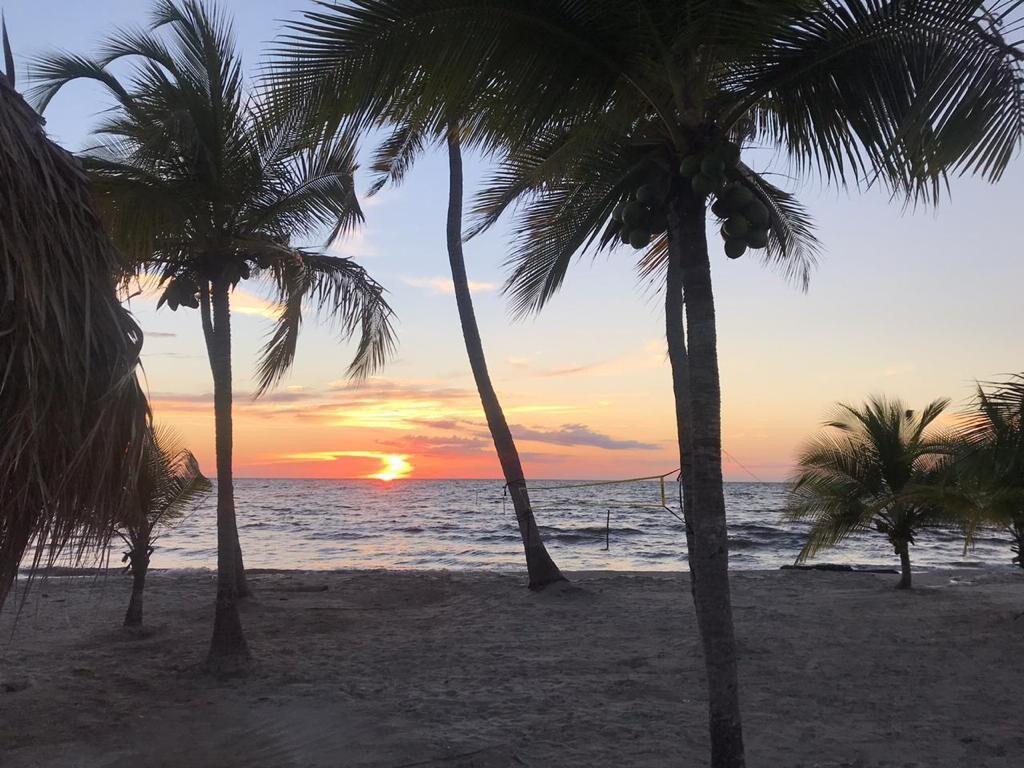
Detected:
left=147, top=331, right=178, bottom=339
left=401, top=275, right=497, bottom=295
left=512, top=423, right=658, bottom=451
left=329, top=228, right=378, bottom=259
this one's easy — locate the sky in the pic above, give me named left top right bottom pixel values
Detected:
left=6, top=1, right=1023, bottom=481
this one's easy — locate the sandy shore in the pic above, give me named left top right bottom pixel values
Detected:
left=1, top=567, right=1021, bottom=767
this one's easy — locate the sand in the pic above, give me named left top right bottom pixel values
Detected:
left=0, top=567, right=1021, bottom=767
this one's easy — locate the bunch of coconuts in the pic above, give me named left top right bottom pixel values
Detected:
left=159, top=276, right=201, bottom=311
left=159, top=255, right=270, bottom=312
left=679, top=139, right=772, bottom=260
left=612, top=182, right=669, bottom=249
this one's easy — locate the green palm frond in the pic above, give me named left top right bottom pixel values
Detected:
left=252, top=245, right=396, bottom=393
left=367, top=116, right=430, bottom=195
left=123, top=424, right=211, bottom=540
left=725, top=0, right=1024, bottom=201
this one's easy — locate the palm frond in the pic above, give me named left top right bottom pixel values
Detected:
left=0, top=76, right=148, bottom=608
left=253, top=246, right=396, bottom=393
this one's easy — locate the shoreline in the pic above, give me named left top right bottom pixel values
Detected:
left=14, top=559, right=1018, bottom=579
left=3, top=568, right=1022, bottom=766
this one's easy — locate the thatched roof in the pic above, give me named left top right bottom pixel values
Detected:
left=0, top=73, right=149, bottom=608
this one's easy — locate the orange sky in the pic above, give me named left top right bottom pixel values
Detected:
left=23, top=1, right=1022, bottom=484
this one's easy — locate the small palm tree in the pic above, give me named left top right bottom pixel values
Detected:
left=277, top=2, right=1023, bottom=762
left=31, top=0, right=395, bottom=672
left=0, top=26, right=148, bottom=611
left=786, top=397, right=955, bottom=588
left=944, top=376, right=1024, bottom=568
left=119, top=425, right=211, bottom=627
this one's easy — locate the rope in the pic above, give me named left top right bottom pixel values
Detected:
left=525, top=469, right=679, bottom=493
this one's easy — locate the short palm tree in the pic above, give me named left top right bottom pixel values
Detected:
left=945, top=376, right=1024, bottom=567
left=31, top=0, right=395, bottom=672
left=0, top=29, right=148, bottom=611
left=277, top=2, right=1023, bottom=763
left=119, top=425, right=211, bottom=627
left=786, top=397, right=955, bottom=588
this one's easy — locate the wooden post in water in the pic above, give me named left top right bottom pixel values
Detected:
left=605, top=510, right=610, bottom=551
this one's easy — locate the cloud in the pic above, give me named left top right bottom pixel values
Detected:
left=511, top=423, right=658, bottom=451
left=146, top=331, right=178, bottom=339
left=376, top=434, right=490, bottom=456
left=401, top=276, right=497, bottom=295
left=329, top=229, right=378, bottom=259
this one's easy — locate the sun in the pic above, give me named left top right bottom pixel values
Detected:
left=368, top=454, right=413, bottom=482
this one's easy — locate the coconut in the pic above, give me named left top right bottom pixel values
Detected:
left=723, top=216, right=750, bottom=239
left=622, top=201, right=643, bottom=226
left=720, top=182, right=753, bottom=209
left=180, top=292, right=200, bottom=309
left=679, top=155, right=702, bottom=177
left=691, top=173, right=720, bottom=197
left=256, top=254, right=273, bottom=269
left=620, top=227, right=632, bottom=244
left=710, top=198, right=733, bottom=219
left=746, top=228, right=769, bottom=249
left=716, top=141, right=741, bottom=167
left=612, top=201, right=627, bottom=221
left=629, top=229, right=652, bottom=249
left=743, top=199, right=769, bottom=227
left=636, top=184, right=657, bottom=204
left=724, top=238, right=747, bottom=259
left=701, top=155, right=726, bottom=177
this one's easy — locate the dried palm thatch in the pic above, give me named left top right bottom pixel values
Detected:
left=0, top=59, right=149, bottom=610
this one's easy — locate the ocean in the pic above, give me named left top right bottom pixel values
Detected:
left=136, top=479, right=1015, bottom=573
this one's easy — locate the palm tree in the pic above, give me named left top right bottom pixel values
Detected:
left=309, top=106, right=564, bottom=588
left=276, top=2, right=1023, bottom=763
left=945, top=375, right=1024, bottom=568
left=31, top=0, right=396, bottom=672
left=0, top=26, right=148, bottom=612
left=119, top=425, right=211, bottom=627
left=786, top=397, right=955, bottom=588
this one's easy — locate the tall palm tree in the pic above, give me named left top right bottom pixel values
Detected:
left=31, top=0, right=396, bottom=673
left=945, top=375, right=1024, bottom=567
left=316, top=108, right=564, bottom=588
left=119, top=425, right=211, bottom=627
left=786, top=397, right=955, bottom=588
left=0, top=28, right=148, bottom=612
left=277, top=2, right=1023, bottom=763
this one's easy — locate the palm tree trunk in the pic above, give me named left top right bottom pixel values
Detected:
left=445, top=127, right=564, bottom=590
left=668, top=186, right=746, bottom=768
left=123, top=538, right=149, bottom=628
left=1011, top=519, right=1024, bottom=569
left=665, top=221, right=695, bottom=588
left=897, top=544, right=912, bottom=589
left=200, top=283, right=250, bottom=599
left=204, top=277, right=250, bottom=673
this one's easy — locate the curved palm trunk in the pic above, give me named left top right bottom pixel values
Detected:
left=123, top=539, right=149, bottom=627
left=204, top=278, right=250, bottom=672
left=668, top=188, right=745, bottom=768
left=446, top=128, right=564, bottom=590
left=200, top=284, right=250, bottom=599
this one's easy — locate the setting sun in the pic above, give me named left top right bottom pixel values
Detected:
left=368, top=454, right=413, bottom=482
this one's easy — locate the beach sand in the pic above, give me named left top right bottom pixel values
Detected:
left=1, top=567, right=1021, bottom=767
